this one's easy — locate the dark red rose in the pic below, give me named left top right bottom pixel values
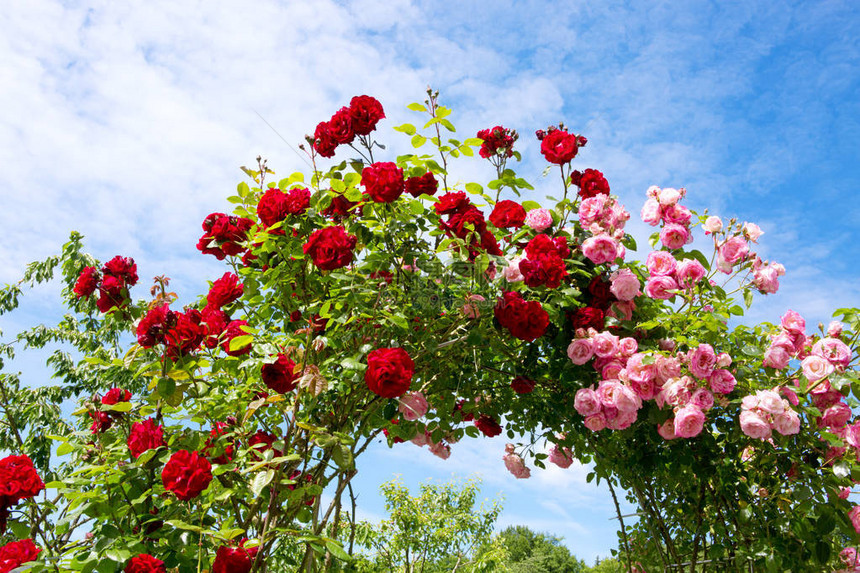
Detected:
left=0, top=538, right=40, bottom=571
left=248, top=431, right=282, bottom=460
left=256, top=188, right=288, bottom=228
left=161, top=450, right=213, bottom=501
left=443, top=206, right=487, bottom=240
left=329, top=106, right=355, bottom=145
left=137, top=304, right=174, bottom=348
left=197, top=213, right=253, bottom=260
left=102, top=388, right=131, bottom=405
left=285, top=187, right=311, bottom=215
left=525, top=234, right=570, bottom=259
left=349, top=95, right=385, bottom=136
left=540, top=129, right=579, bottom=165
left=574, top=168, right=610, bottom=199
left=519, top=254, right=566, bottom=289
left=287, top=471, right=316, bottom=506
left=164, top=309, right=205, bottom=359
left=474, top=414, right=502, bottom=437
left=362, top=162, right=405, bottom=203
left=510, top=376, right=536, bottom=394
left=73, top=266, right=100, bottom=298
left=434, top=191, right=470, bottom=216
left=303, top=226, right=357, bottom=271
left=493, top=292, right=550, bottom=341
left=261, top=354, right=298, bottom=394
left=213, top=540, right=258, bottom=573
left=0, top=455, right=45, bottom=533
left=312, top=121, right=338, bottom=158
left=207, top=272, right=244, bottom=309
left=102, top=255, right=138, bottom=287
left=405, top=172, right=438, bottom=197
left=96, top=276, right=126, bottom=313
left=476, top=125, right=517, bottom=159
left=322, top=193, right=360, bottom=220
left=124, top=553, right=166, bottom=573
left=221, top=320, right=252, bottom=357
left=587, top=275, right=615, bottom=309
left=489, top=200, right=526, bottom=229
left=365, top=348, right=414, bottom=399
left=479, top=230, right=503, bottom=257
left=89, top=410, right=112, bottom=434
left=201, top=306, right=229, bottom=349
left=569, top=306, right=605, bottom=331
left=127, top=419, right=165, bottom=459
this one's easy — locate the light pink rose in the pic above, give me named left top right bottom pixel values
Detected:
left=567, top=338, right=594, bottom=365
left=502, top=255, right=525, bottom=282
left=801, top=355, right=835, bottom=382
left=702, top=216, right=722, bottom=235
left=657, top=419, right=677, bottom=440
left=399, top=392, right=429, bottom=421
left=626, top=353, right=656, bottom=386
left=688, top=344, right=717, bottom=379
left=716, top=353, right=732, bottom=368
left=609, top=268, right=640, bottom=301
left=657, top=187, right=681, bottom=206
left=743, top=222, right=763, bottom=242
left=708, top=369, right=736, bottom=394
left=503, top=444, right=531, bottom=479
left=660, top=224, right=690, bottom=250
left=641, top=198, right=661, bottom=226
left=582, top=234, right=619, bottom=265
left=762, top=346, right=790, bottom=370
left=674, top=404, right=705, bottom=438
left=584, top=412, right=606, bottom=431
left=675, top=259, right=706, bottom=288
left=845, top=424, right=860, bottom=448
left=827, top=321, right=843, bottom=338
left=574, top=387, right=601, bottom=418
left=755, top=390, right=785, bottom=415
left=579, top=195, right=608, bottom=227
left=646, top=251, right=677, bottom=276
left=597, top=380, right=641, bottom=413
left=849, top=506, right=860, bottom=535
left=600, top=360, right=625, bottom=381
left=655, top=355, right=682, bottom=383
left=812, top=337, right=852, bottom=368
left=524, top=208, right=553, bottom=231
left=428, top=440, right=451, bottom=460
left=780, top=310, right=806, bottom=334
left=740, top=410, right=772, bottom=440
left=606, top=408, right=638, bottom=430
left=592, top=331, right=620, bottom=358
left=607, top=300, right=635, bottom=322
left=690, top=388, right=714, bottom=411
left=663, top=204, right=692, bottom=226
left=663, top=378, right=692, bottom=407
left=618, top=337, right=638, bottom=356
left=719, top=236, right=749, bottom=265
left=772, top=409, right=800, bottom=436
left=822, top=402, right=851, bottom=429
left=645, top=276, right=678, bottom=300
left=461, top=294, right=486, bottom=319
left=547, top=444, right=574, bottom=469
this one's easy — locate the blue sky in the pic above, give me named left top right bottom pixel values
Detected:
left=1, top=0, right=859, bottom=563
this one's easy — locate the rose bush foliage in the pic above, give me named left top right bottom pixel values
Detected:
left=0, top=90, right=858, bottom=572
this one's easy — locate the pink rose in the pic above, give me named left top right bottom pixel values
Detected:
left=640, top=198, right=661, bottom=226
left=574, top=387, right=601, bottom=418
left=547, top=444, right=574, bottom=469
left=755, top=390, right=784, bottom=415
left=645, top=276, right=678, bottom=300
left=598, top=381, right=641, bottom=413
left=657, top=419, right=677, bottom=440
left=772, top=409, right=800, bottom=436
left=664, top=204, right=692, bottom=226
left=827, top=321, right=843, bottom=338
left=675, top=259, right=706, bottom=288
left=655, top=355, right=682, bottom=383
left=398, top=392, right=429, bottom=421
left=702, top=216, right=722, bottom=234
left=708, top=369, right=736, bottom=394
left=618, top=337, right=638, bottom=356
left=646, top=251, right=677, bottom=276
left=849, top=506, right=860, bottom=535
left=609, top=268, right=640, bottom=301
left=690, top=388, right=714, bottom=411
left=567, top=339, right=594, bottom=365
left=845, top=424, right=860, bottom=448
left=763, top=346, right=791, bottom=370
left=801, top=355, right=834, bottom=382
left=740, top=410, right=772, bottom=440
left=524, top=208, right=553, bottom=232
left=579, top=195, right=608, bottom=227
left=606, top=408, right=638, bottom=430
left=625, top=353, right=656, bottom=386
left=663, top=377, right=692, bottom=407
left=582, top=234, right=619, bottom=265
left=753, top=265, right=780, bottom=294
left=674, top=405, right=705, bottom=438
left=718, top=236, right=749, bottom=265
left=656, top=187, right=681, bottom=205
left=716, top=353, right=732, bottom=368
left=688, top=344, right=717, bottom=379
left=502, top=444, right=531, bottom=479
left=428, top=440, right=451, bottom=460
left=584, top=412, right=607, bottom=432
left=592, top=331, right=620, bottom=358
left=821, top=402, right=851, bottom=429
left=743, top=222, right=763, bottom=242
left=502, top=256, right=525, bottom=282
left=812, top=337, right=852, bottom=368
left=660, top=224, right=690, bottom=250
left=780, top=310, right=806, bottom=334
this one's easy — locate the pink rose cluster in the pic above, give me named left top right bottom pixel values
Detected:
left=578, top=194, right=630, bottom=266
left=398, top=391, right=429, bottom=421
left=762, top=310, right=810, bottom=370
left=838, top=545, right=860, bottom=573
left=643, top=250, right=705, bottom=300
left=739, top=389, right=801, bottom=440
left=410, top=429, right=452, bottom=460
left=640, top=186, right=693, bottom=250
left=503, top=443, right=531, bottom=479
left=750, top=255, right=785, bottom=294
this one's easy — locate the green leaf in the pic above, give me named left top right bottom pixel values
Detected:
left=394, top=123, right=417, bottom=136
left=409, top=200, right=425, bottom=215
left=439, top=118, right=456, bottom=132
left=465, top=183, right=483, bottom=195
left=743, top=289, right=754, bottom=308
left=411, top=134, right=427, bottom=148
left=407, top=102, right=427, bottom=112
left=57, top=442, right=74, bottom=456
left=251, top=469, right=275, bottom=498
left=324, top=538, right=351, bottom=561
left=345, top=187, right=364, bottom=202
left=522, top=200, right=541, bottom=211
left=166, top=519, right=205, bottom=533
left=229, top=335, right=253, bottom=351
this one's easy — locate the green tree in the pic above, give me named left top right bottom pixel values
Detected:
left=479, top=525, right=586, bottom=573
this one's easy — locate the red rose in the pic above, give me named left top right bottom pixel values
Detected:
left=434, top=191, right=470, bottom=216
left=443, top=206, right=487, bottom=240
left=201, top=306, right=229, bottom=349
left=125, top=553, right=166, bottom=573
left=248, top=431, right=282, bottom=460
left=102, top=255, right=139, bottom=287
left=96, top=276, right=126, bottom=313
left=161, top=450, right=213, bottom=501
left=587, top=275, right=614, bottom=310
left=221, top=320, right=252, bottom=357
left=164, top=309, right=205, bottom=359
left=197, top=213, right=253, bottom=260
left=284, top=187, right=311, bottom=215
left=303, top=226, right=357, bottom=271
left=519, top=254, right=567, bottom=289
left=493, top=292, right=549, bottom=342
left=203, top=422, right=235, bottom=465
left=261, top=354, right=298, bottom=394
left=349, top=95, right=385, bottom=136
left=0, top=539, right=40, bottom=571
left=127, top=419, right=165, bottom=459
left=405, top=172, right=438, bottom=197
left=329, top=106, right=355, bottom=145
left=476, top=125, right=517, bottom=159
left=474, top=414, right=502, bottom=437
left=312, top=121, right=337, bottom=158
left=213, top=540, right=258, bottom=573
left=540, top=129, right=580, bottom=165
left=525, top=234, right=570, bottom=259
left=365, top=348, right=415, bottom=399
left=489, top=200, right=526, bottom=229
left=510, top=376, right=536, bottom=394
left=256, top=188, right=288, bottom=228
left=569, top=306, right=605, bottom=331
left=0, top=455, right=45, bottom=533
left=207, top=272, right=244, bottom=309
left=574, top=168, right=610, bottom=199
left=137, top=304, right=174, bottom=348
left=89, top=410, right=112, bottom=434
left=73, top=266, right=100, bottom=298
left=362, top=162, right=405, bottom=203
left=321, top=194, right=360, bottom=220
left=101, top=388, right=131, bottom=405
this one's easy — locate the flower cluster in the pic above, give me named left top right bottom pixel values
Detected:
left=74, top=255, right=139, bottom=312
left=502, top=443, right=531, bottom=479
left=571, top=168, right=610, bottom=199
left=739, top=389, right=801, bottom=440
left=124, top=553, right=166, bottom=573
left=0, top=538, right=40, bottom=572
left=643, top=250, right=705, bottom=300
left=493, top=291, right=549, bottom=341
left=0, top=454, right=44, bottom=533
left=197, top=213, right=253, bottom=261
left=435, top=191, right=501, bottom=259
left=312, top=95, right=385, bottom=158
left=257, top=187, right=310, bottom=229
left=641, top=186, right=694, bottom=250
left=537, top=127, right=586, bottom=165
left=127, top=418, right=165, bottom=459
left=476, top=125, right=517, bottom=159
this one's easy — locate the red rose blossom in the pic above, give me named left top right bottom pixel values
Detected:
left=328, top=106, right=355, bottom=145
left=261, top=354, right=299, bottom=394
left=137, top=304, right=174, bottom=348
left=124, top=553, right=166, bottom=573
left=365, top=348, right=415, bottom=399
left=493, top=292, right=550, bottom=341
left=207, top=272, right=244, bottom=309
left=0, top=455, right=45, bottom=533
left=196, top=213, right=253, bottom=260
left=312, top=121, right=337, bottom=158
left=349, top=95, right=385, bottom=136
left=474, top=414, right=503, bottom=437
left=434, top=191, right=470, bottom=216
left=405, top=172, right=438, bottom=197
left=164, top=309, right=205, bottom=359
left=0, top=538, right=40, bottom=571
left=249, top=431, right=282, bottom=460
left=489, top=200, right=526, bottom=229
left=569, top=306, right=605, bottom=331
left=284, top=187, right=311, bottom=215
left=127, top=419, right=165, bottom=459
left=303, top=226, right=357, bottom=271
left=101, top=387, right=131, bottom=405
left=573, top=168, right=610, bottom=199
left=221, top=320, right=252, bottom=357
left=540, top=129, right=580, bottom=165
left=201, top=306, right=230, bottom=349
left=102, top=255, right=139, bottom=286
left=161, top=450, right=213, bottom=501
left=89, top=410, right=112, bottom=434
left=73, top=266, right=100, bottom=298
left=212, top=540, right=259, bottom=573
left=510, top=376, right=537, bottom=394
left=476, top=125, right=517, bottom=159
left=362, top=162, right=405, bottom=203
left=256, top=188, right=288, bottom=228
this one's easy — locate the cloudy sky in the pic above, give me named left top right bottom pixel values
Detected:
left=2, top=0, right=859, bottom=562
